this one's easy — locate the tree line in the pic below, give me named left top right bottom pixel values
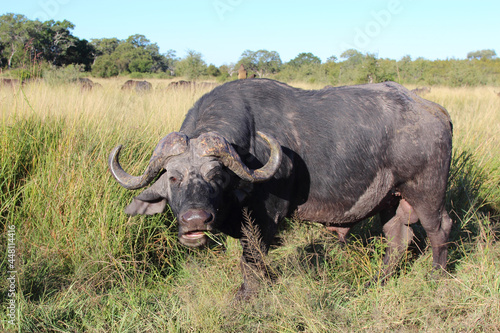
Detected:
left=1, top=13, right=499, bottom=86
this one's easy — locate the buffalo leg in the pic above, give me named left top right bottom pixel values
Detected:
left=399, top=168, right=453, bottom=272
left=326, top=226, right=350, bottom=245
left=411, top=204, right=453, bottom=272
left=378, top=199, right=418, bottom=282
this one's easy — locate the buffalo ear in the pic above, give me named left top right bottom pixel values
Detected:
left=124, top=187, right=168, bottom=216
left=124, top=197, right=167, bottom=216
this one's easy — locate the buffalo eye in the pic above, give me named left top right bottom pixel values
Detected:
left=203, top=166, right=230, bottom=189
left=204, top=169, right=219, bottom=181
left=168, top=172, right=183, bottom=185
left=201, top=162, right=222, bottom=182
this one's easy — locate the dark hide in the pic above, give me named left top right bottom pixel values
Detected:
left=121, top=80, right=152, bottom=92
left=0, top=78, right=19, bottom=87
left=113, top=79, right=453, bottom=297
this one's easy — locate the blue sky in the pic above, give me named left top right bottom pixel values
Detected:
left=2, top=0, right=498, bottom=66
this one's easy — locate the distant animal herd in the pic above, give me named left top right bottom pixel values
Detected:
left=0, top=77, right=218, bottom=92
left=1, top=75, right=499, bottom=97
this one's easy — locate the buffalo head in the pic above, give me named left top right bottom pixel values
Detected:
left=109, top=131, right=282, bottom=247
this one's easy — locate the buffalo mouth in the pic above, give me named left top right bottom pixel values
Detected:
left=178, top=209, right=215, bottom=247
left=179, top=230, right=210, bottom=247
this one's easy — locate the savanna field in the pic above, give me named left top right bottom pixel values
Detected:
left=0, top=78, right=499, bottom=332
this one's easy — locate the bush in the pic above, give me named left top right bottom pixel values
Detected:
left=92, top=55, right=119, bottom=78
left=42, top=64, right=85, bottom=85
left=129, top=72, right=145, bottom=79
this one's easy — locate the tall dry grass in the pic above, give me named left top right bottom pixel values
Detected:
left=0, top=80, right=498, bottom=332
left=428, top=87, right=500, bottom=209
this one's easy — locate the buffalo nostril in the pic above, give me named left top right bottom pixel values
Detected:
left=180, top=209, right=214, bottom=225
left=204, top=213, right=214, bottom=224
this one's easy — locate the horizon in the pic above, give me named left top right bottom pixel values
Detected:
left=2, top=1, right=498, bottom=66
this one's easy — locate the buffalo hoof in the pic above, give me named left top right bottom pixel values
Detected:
left=233, top=283, right=258, bottom=302
left=429, top=264, right=447, bottom=281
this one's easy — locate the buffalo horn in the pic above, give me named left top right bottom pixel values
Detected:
left=198, top=131, right=282, bottom=182
left=109, top=132, right=188, bottom=190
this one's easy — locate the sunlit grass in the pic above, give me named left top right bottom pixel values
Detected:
left=0, top=80, right=498, bottom=332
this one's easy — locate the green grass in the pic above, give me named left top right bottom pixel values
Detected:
left=0, top=81, right=499, bottom=332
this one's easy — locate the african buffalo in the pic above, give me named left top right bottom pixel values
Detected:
left=411, top=86, right=431, bottom=95
left=21, top=78, right=43, bottom=86
left=109, top=79, right=453, bottom=298
left=121, top=80, right=152, bottom=92
left=0, top=78, right=19, bottom=88
left=167, top=80, right=192, bottom=88
left=76, top=78, right=101, bottom=91
left=167, top=81, right=219, bottom=91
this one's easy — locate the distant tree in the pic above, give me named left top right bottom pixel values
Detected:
left=340, top=49, right=364, bottom=65
left=161, top=49, right=178, bottom=75
left=63, top=38, right=95, bottom=70
left=288, top=52, right=321, bottom=68
left=396, top=55, right=412, bottom=82
left=110, top=42, right=135, bottom=73
left=255, top=50, right=282, bottom=76
left=411, top=57, right=432, bottom=83
left=176, top=50, right=207, bottom=79
left=43, top=20, right=77, bottom=66
left=92, top=54, right=119, bottom=77
left=0, top=43, right=5, bottom=67
left=238, top=50, right=257, bottom=73
left=0, top=14, right=91, bottom=71
left=128, top=51, right=153, bottom=73
left=206, top=64, right=220, bottom=77
left=467, top=49, right=497, bottom=60
left=338, top=49, right=365, bottom=83
left=357, top=53, right=378, bottom=83
left=375, top=58, right=397, bottom=83
left=217, top=63, right=238, bottom=80
left=146, top=42, right=172, bottom=73
left=91, top=34, right=175, bottom=76
left=90, top=38, right=120, bottom=58
left=238, top=49, right=282, bottom=77
left=321, top=55, right=340, bottom=83
left=449, top=59, right=485, bottom=87
left=0, top=13, right=30, bottom=68
left=322, top=56, right=339, bottom=82
left=126, top=34, right=151, bottom=48
left=400, top=55, right=412, bottom=63
left=2, top=12, right=500, bottom=87
left=326, top=55, right=338, bottom=63
left=122, top=35, right=156, bottom=73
